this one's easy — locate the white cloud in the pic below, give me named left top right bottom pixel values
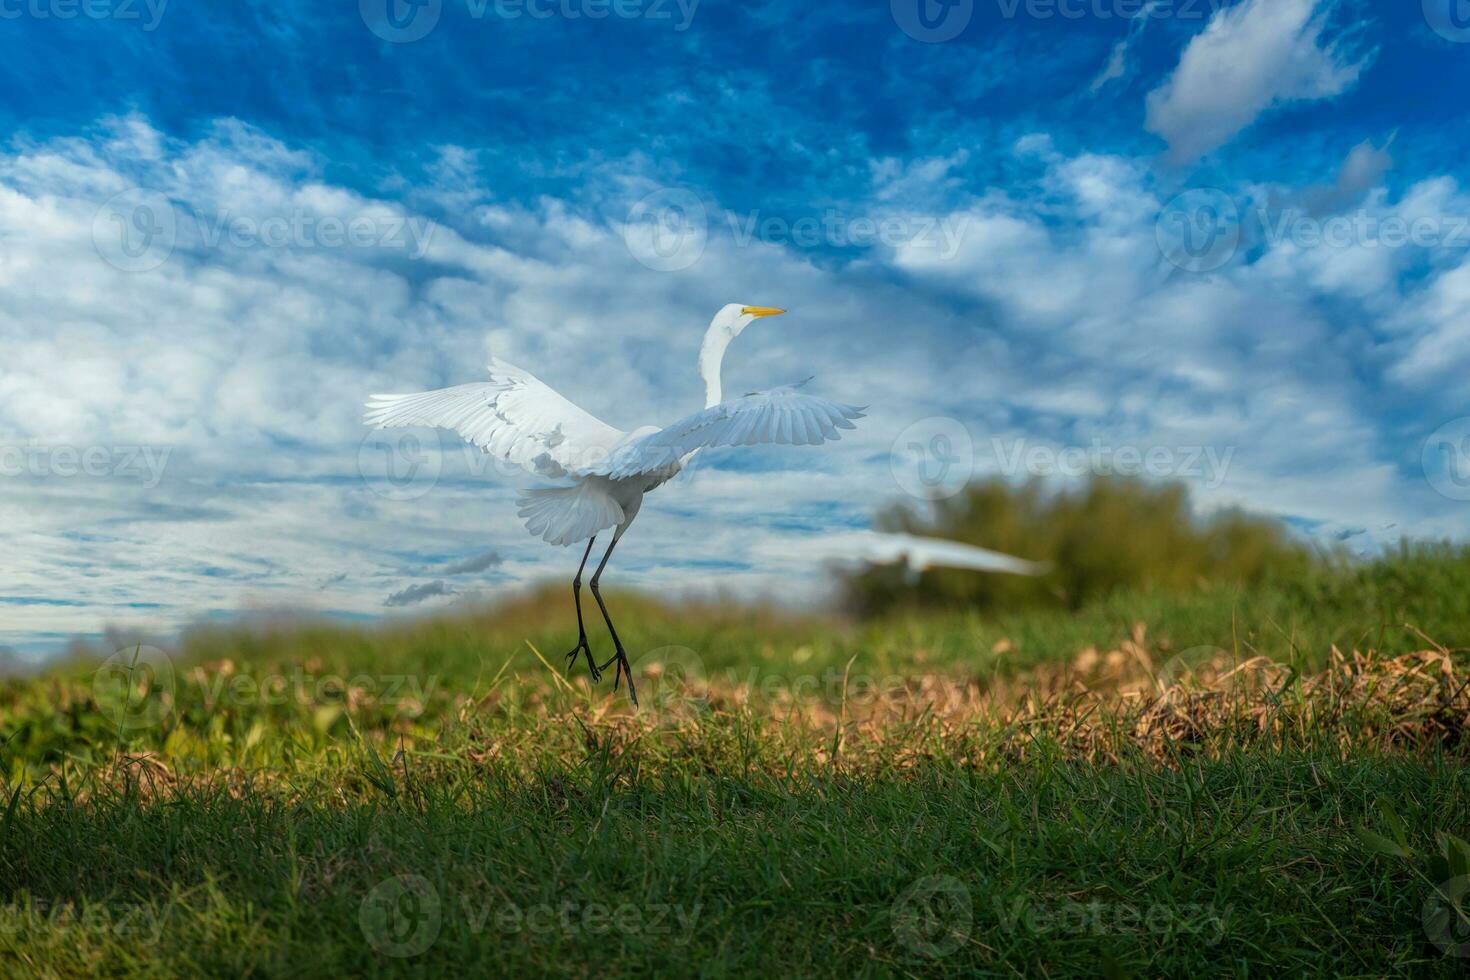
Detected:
left=1090, top=1, right=1161, bottom=93
left=1145, top=0, right=1372, bottom=163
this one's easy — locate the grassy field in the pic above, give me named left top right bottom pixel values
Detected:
left=2, top=574, right=1469, bottom=977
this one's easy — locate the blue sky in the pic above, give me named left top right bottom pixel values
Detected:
left=2, top=0, right=1469, bottom=656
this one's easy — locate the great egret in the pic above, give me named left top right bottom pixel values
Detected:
left=365, top=304, right=864, bottom=704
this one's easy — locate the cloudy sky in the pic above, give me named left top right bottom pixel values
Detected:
left=2, top=0, right=1469, bottom=656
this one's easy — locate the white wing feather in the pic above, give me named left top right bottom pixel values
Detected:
left=516, top=479, right=625, bottom=546
left=364, top=358, right=626, bottom=479
left=756, top=531, right=1049, bottom=576
left=590, top=382, right=864, bottom=479
left=841, top=532, right=1050, bottom=575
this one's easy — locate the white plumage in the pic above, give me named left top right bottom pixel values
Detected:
left=590, top=381, right=859, bottom=480
left=363, top=356, right=626, bottom=483
left=516, top=478, right=628, bottom=548
left=364, top=314, right=863, bottom=548
left=363, top=304, right=863, bottom=704
left=805, top=531, right=1049, bottom=576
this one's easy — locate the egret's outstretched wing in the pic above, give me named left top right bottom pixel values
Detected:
left=590, top=382, right=865, bottom=479
left=364, top=358, right=625, bottom=479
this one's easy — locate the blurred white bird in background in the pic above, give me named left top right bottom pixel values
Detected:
left=814, top=531, right=1050, bottom=579
left=365, top=304, right=864, bottom=704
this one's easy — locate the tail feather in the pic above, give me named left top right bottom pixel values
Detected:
left=516, top=481, right=624, bottom=547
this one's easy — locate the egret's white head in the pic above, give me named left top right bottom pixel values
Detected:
left=700, top=304, right=785, bottom=407
left=711, top=303, right=785, bottom=340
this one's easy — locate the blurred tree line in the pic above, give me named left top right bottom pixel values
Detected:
left=843, top=476, right=1322, bottom=614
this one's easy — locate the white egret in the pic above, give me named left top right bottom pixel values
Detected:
left=365, top=304, right=864, bottom=704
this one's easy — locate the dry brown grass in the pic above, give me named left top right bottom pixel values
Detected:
left=537, top=631, right=1470, bottom=771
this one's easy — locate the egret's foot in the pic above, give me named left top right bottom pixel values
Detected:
left=565, top=635, right=601, bottom=682
left=597, top=648, right=639, bottom=707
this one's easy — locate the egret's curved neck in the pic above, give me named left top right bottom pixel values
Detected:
left=698, top=323, right=734, bottom=408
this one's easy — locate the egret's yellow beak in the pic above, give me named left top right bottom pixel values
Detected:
left=741, top=306, right=786, bottom=318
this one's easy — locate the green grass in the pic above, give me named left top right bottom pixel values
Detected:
left=2, top=577, right=1469, bottom=977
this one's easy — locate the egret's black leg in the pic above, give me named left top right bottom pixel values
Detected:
left=563, top=536, right=600, bottom=682
left=589, top=530, right=638, bottom=707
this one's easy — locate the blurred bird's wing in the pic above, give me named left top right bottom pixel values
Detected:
left=794, top=531, right=1049, bottom=576
left=364, top=358, right=626, bottom=480
left=872, top=533, right=1050, bottom=575
left=589, top=382, right=864, bottom=479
